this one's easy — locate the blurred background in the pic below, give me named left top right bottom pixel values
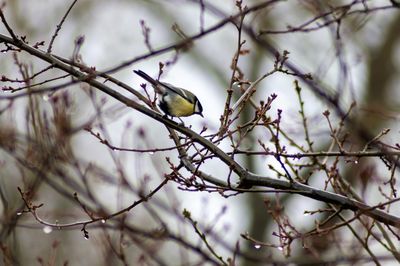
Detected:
left=1, top=0, right=400, bottom=265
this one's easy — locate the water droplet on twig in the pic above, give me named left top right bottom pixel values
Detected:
left=43, top=226, right=53, bottom=234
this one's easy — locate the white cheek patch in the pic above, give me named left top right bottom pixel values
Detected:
left=194, top=103, right=200, bottom=112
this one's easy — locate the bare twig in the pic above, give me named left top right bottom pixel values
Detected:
left=0, top=5, right=19, bottom=42
left=47, top=0, right=79, bottom=53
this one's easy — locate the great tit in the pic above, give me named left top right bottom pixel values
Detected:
left=134, top=70, right=203, bottom=118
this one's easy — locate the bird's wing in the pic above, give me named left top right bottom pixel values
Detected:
left=134, top=70, right=195, bottom=103
left=160, top=82, right=196, bottom=104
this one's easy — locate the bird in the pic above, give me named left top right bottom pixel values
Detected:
left=134, top=70, right=203, bottom=118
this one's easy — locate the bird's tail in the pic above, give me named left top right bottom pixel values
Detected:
left=134, top=70, right=166, bottom=94
left=133, top=70, right=159, bottom=87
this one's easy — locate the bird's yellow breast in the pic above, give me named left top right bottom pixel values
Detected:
left=168, top=94, right=195, bottom=117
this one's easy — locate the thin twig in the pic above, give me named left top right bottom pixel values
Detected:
left=47, top=0, right=79, bottom=53
left=0, top=6, right=19, bottom=42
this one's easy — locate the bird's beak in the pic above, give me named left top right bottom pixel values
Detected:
left=198, top=112, right=204, bottom=117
